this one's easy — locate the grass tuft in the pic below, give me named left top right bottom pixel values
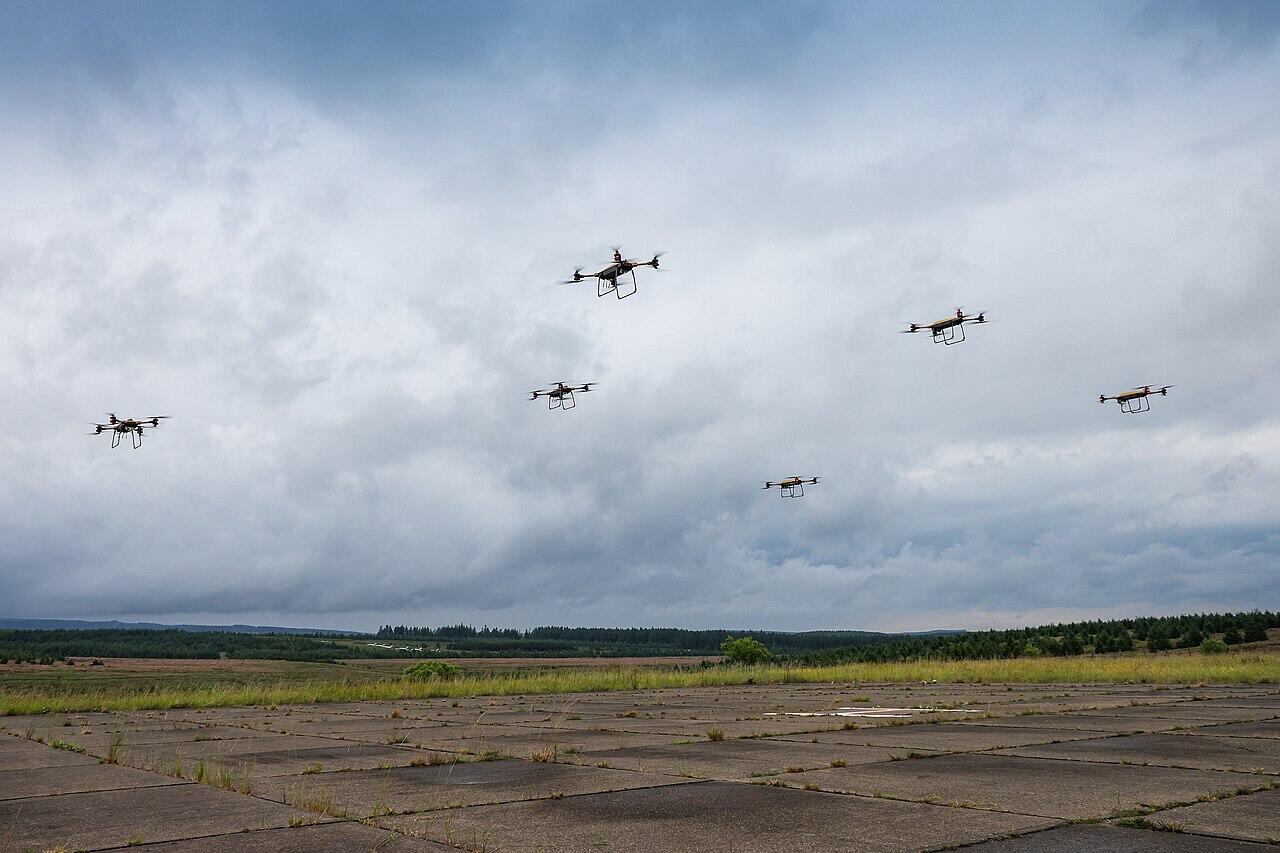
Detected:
left=47, top=739, right=85, bottom=753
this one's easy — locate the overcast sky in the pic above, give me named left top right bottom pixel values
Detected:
left=1, top=1, right=1278, bottom=633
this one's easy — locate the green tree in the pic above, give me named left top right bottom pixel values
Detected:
left=1244, top=622, right=1268, bottom=643
left=1177, top=629, right=1204, bottom=649
left=721, top=636, right=772, bottom=665
left=1223, top=627, right=1243, bottom=645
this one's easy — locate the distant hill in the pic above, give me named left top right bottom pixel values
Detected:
left=0, top=618, right=359, bottom=636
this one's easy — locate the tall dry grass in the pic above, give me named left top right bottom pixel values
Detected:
left=2, top=652, right=1276, bottom=716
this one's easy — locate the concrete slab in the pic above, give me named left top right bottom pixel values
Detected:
left=0, top=762, right=183, bottom=800
left=1114, top=788, right=1280, bottom=844
left=131, top=822, right=454, bottom=851
left=770, top=723, right=1102, bottom=751
left=0, top=782, right=323, bottom=850
left=960, top=823, right=1272, bottom=851
left=967, top=713, right=1190, bottom=733
left=1072, top=705, right=1279, bottom=724
left=1179, top=720, right=1280, bottom=740
left=72, top=725, right=266, bottom=749
left=0, top=737, right=99, bottom=770
left=1000, top=732, right=1280, bottom=774
left=562, top=738, right=909, bottom=779
left=191, top=743, right=451, bottom=778
left=112, top=734, right=357, bottom=767
left=254, top=716, right=453, bottom=736
left=785, top=753, right=1264, bottom=819
left=387, top=779, right=1053, bottom=852
left=493, top=715, right=852, bottom=738
left=275, top=758, right=691, bottom=818
left=428, top=727, right=682, bottom=757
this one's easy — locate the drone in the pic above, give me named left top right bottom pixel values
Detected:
left=762, top=476, right=820, bottom=498
left=529, top=382, right=596, bottom=411
left=1099, top=385, right=1173, bottom=414
left=560, top=247, right=664, bottom=299
left=902, top=308, right=988, bottom=345
left=90, top=413, right=170, bottom=449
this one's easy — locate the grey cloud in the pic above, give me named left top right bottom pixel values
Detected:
left=1, top=6, right=1278, bottom=631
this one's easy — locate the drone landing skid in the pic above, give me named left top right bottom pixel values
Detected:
left=933, top=324, right=965, bottom=345
left=780, top=484, right=805, bottom=498
left=550, top=392, right=576, bottom=411
left=599, top=270, right=638, bottom=299
left=1119, top=396, right=1151, bottom=414
left=111, top=430, right=122, bottom=449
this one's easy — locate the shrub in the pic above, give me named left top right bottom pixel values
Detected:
left=720, top=636, right=772, bottom=665
left=402, top=661, right=461, bottom=682
left=1200, top=638, right=1228, bottom=655
left=1244, top=623, right=1268, bottom=643
left=1021, top=644, right=1044, bottom=658
left=1223, top=628, right=1243, bottom=646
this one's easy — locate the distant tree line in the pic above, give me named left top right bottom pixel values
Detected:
left=0, top=629, right=377, bottom=664
left=793, top=611, right=1278, bottom=665
left=374, top=625, right=896, bottom=656
left=1, top=611, right=1270, bottom=665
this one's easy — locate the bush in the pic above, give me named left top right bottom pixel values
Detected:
left=402, top=661, right=461, bottom=682
left=1021, top=644, right=1044, bottom=658
left=1200, top=638, right=1228, bottom=655
left=1244, top=623, right=1268, bottom=643
left=720, top=636, right=772, bottom=665
left=1223, top=628, right=1243, bottom=646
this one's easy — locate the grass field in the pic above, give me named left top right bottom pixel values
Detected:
left=1, top=651, right=1277, bottom=716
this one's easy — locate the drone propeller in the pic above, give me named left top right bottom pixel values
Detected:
left=648, top=252, right=666, bottom=268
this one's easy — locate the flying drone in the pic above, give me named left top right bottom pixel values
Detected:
left=1099, top=385, right=1173, bottom=414
left=902, top=308, right=988, bottom=345
left=559, top=248, right=664, bottom=299
left=90, top=413, right=170, bottom=449
left=762, top=476, right=820, bottom=498
left=529, top=382, right=596, bottom=411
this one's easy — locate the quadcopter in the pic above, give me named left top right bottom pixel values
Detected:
left=90, top=413, right=170, bottom=449
left=529, top=382, right=596, bottom=411
left=901, top=308, right=988, bottom=345
left=762, top=476, right=820, bottom=498
left=560, top=247, right=664, bottom=299
left=1099, top=385, right=1173, bottom=414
